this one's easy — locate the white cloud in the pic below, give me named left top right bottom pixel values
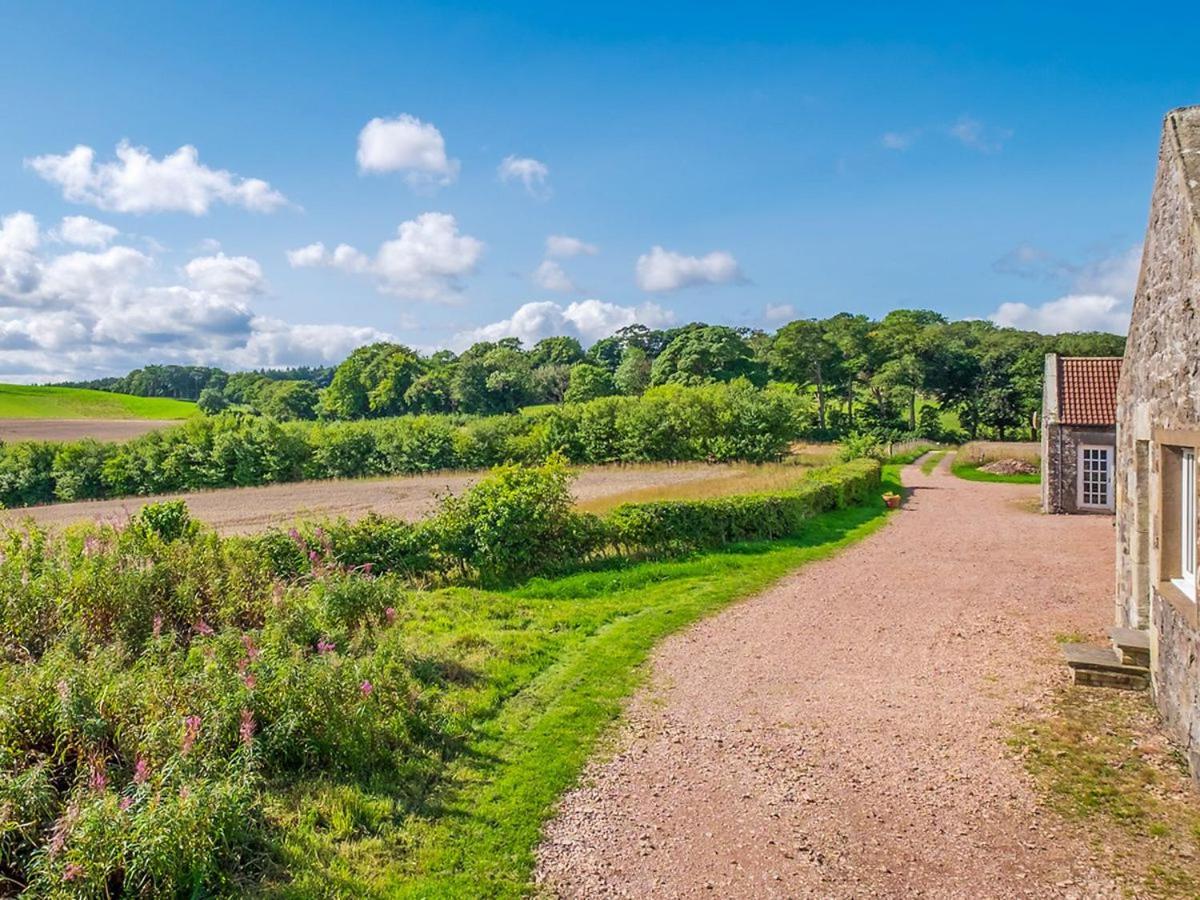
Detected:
left=287, top=212, right=484, bottom=301
left=948, top=116, right=1011, bottom=154
left=532, top=260, right=575, bottom=292
left=454, top=299, right=674, bottom=350
left=635, top=245, right=743, bottom=292
left=184, top=252, right=265, bottom=296
left=26, top=141, right=288, bottom=215
left=498, top=155, right=550, bottom=198
left=55, top=215, right=119, bottom=248
left=546, top=234, right=598, bottom=258
left=987, top=244, right=1140, bottom=335
left=764, top=303, right=796, bottom=323
left=0, top=210, right=396, bottom=382
left=0, top=211, right=42, bottom=297
left=356, top=115, right=459, bottom=188
left=881, top=131, right=918, bottom=151
left=989, top=294, right=1130, bottom=335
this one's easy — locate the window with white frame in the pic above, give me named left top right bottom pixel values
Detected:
left=1078, top=445, right=1113, bottom=509
left=1177, top=447, right=1197, bottom=599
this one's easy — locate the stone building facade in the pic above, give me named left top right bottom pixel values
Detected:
left=1115, top=106, right=1200, bottom=774
left=1041, top=353, right=1121, bottom=514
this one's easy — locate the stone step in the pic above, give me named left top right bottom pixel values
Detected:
left=1108, top=626, right=1152, bottom=667
left=1061, top=643, right=1150, bottom=691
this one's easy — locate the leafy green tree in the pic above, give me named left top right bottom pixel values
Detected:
left=768, top=319, right=841, bottom=430
left=564, top=363, right=616, bottom=403
left=614, top=346, right=652, bottom=395
left=529, top=336, right=585, bottom=367
left=650, top=326, right=765, bottom=388
left=587, top=336, right=624, bottom=372
left=197, top=387, right=229, bottom=415
left=404, top=370, right=454, bottom=413
left=258, top=380, right=319, bottom=421
left=320, top=343, right=420, bottom=419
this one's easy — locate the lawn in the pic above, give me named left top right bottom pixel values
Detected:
left=951, top=440, right=1041, bottom=484
left=951, top=459, right=1041, bottom=484
left=268, top=466, right=899, bottom=897
left=0, top=383, right=197, bottom=419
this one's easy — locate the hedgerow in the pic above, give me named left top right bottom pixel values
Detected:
left=0, top=381, right=807, bottom=508
left=0, top=456, right=879, bottom=894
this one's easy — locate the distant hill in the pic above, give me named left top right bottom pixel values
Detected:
left=0, top=384, right=198, bottom=419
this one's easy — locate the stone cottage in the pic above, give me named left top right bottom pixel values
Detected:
left=1115, top=105, right=1200, bottom=773
left=1041, top=353, right=1122, bottom=514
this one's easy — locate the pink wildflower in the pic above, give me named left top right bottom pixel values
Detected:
left=242, top=672, right=257, bottom=690
left=63, top=863, right=84, bottom=882
left=287, top=527, right=302, bottom=543
left=57, top=679, right=70, bottom=702
left=359, top=680, right=374, bottom=697
left=178, top=785, right=190, bottom=801
left=239, top=708, right=256, bottom=745
left=361, top=562, right=374, bottom=576
left=119, top=795, right=133, bottom=812
left=152, top=615, right=163, bottom=638
left=133, top=757, right=149, bottom=784
left=241, top=633, right=260, bottom=660
left=88, top=762, right=107, bottom=792
left=317, top=638, right=335, bottom=654
left=309, top=550, right=320, bottom=563
left=181, top=715, right=202, bottom=755
left=193, top=619, right=213, bottom=637
left=384, top=606, right=396, bottom=624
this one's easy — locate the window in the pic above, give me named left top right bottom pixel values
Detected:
left=1078, top=445, right=1113, bottom=509
left=1178, top=448, right=1197, bottom=599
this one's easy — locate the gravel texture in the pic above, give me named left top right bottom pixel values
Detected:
left=536, top=453, right=1121, bottom=898
left=5, top=463, right=743, bottom=534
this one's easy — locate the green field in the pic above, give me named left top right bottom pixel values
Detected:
left=0, top=383, right=197, bottom=419
left=950, top=459, right=1041, bottom=484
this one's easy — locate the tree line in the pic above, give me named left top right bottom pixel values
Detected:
left=52, top=313, right=1125, bottom=439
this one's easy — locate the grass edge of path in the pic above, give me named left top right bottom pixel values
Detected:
left=951, top=458, right=1040, bottom=484
left=371, top=465, right=901, bottom=898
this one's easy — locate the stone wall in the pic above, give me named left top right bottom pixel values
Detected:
left=1115, top=107, right=1200, bottom=773
left=1044, top=424, right=1115, bottom=514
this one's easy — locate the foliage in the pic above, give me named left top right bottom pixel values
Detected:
left=837, top=432, right=885, bottom=462
left=0, top=384, right=808, bottom=508
left=650, top=324, right=766, bottom=387
left=563, top=362, right=615, bottom=403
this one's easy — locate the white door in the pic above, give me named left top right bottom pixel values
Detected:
left=1077, top=445, right=1113, bottom=510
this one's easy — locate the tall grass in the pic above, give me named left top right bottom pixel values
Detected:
left=956, top=441, right=1041, bottom=466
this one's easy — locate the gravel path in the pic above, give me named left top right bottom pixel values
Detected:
left=536, top=454, right=1120, bottom=898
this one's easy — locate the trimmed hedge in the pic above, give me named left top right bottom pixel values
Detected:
left=247, top=458, right=883, bottom=584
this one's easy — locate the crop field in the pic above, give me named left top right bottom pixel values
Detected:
left=0, top=418, right=180, bottom=443
left=5, top=462, right=753, bottom=534
left=0, top=383, right=197, bottom=420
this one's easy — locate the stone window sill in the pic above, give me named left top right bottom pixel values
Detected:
left=1157, top=580, right=1199, bottom=630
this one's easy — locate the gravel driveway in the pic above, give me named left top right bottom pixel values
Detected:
left=536, top=454, right=1120, bottom=898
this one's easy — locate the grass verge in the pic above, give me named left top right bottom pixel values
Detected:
left=1012, top=687, right=1200, bottom=897
left=919, top=450, right=947, bottom=475
left=265, top=468, right=900, bottom=897
left=951, top=459, right=1040, bottom=484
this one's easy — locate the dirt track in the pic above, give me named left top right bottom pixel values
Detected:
left=5, top=464, right=741, bottom=535
left=0, top=418, right=176, bottom=442
left=537, top=453, right=1119, bottom=898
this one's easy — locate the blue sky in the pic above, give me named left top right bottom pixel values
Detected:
left=0, top=1, right=1193, bottom=380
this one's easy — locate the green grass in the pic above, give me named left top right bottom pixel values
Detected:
left=0, top=383, right=197, bottom=419
left=950, top=458, right=1040, bottom=484
left=1012, top=687, right=1200, bottom=897
left=920, top=450, right=947, bottom=474
left=263, top=468, right=901, bottom=897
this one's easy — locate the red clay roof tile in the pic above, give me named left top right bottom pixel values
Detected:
left=1057, top=357, right=1122, bottom=426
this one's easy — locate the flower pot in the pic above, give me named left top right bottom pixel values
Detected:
left=883, top=494, right=901, bottom=509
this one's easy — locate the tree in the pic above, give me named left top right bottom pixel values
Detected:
left=768, top=320, right=841, bottom=430
left=529, top=336, right=585, bottom=367
left=564, top=362, right=616, bottom=403
left=320, top=342, right=420, bottom=419
left=258, top=380, right=319, bottom=421
left=197, top=387, right=228, bottom=415
left=869, top=309, right=946, bottom=430
left=650, top=326, right=766, bottom=387
left=614, top=346, right=652, bottom=395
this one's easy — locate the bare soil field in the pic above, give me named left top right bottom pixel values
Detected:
left=5, top=463, right=745, bottom=535
left=0, top=418, right=176, bottom=443
left=538, top=451, right=1121, bottom=898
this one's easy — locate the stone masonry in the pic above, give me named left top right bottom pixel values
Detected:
left=1115, top=106, right=1200, bottom=775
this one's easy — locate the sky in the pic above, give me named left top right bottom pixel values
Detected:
left=0, top=1, right=1195, bottom=382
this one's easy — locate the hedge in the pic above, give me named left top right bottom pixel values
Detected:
left=247, top=458, right=883, bottom=585
left=0, top=381, right=807, bottom=508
